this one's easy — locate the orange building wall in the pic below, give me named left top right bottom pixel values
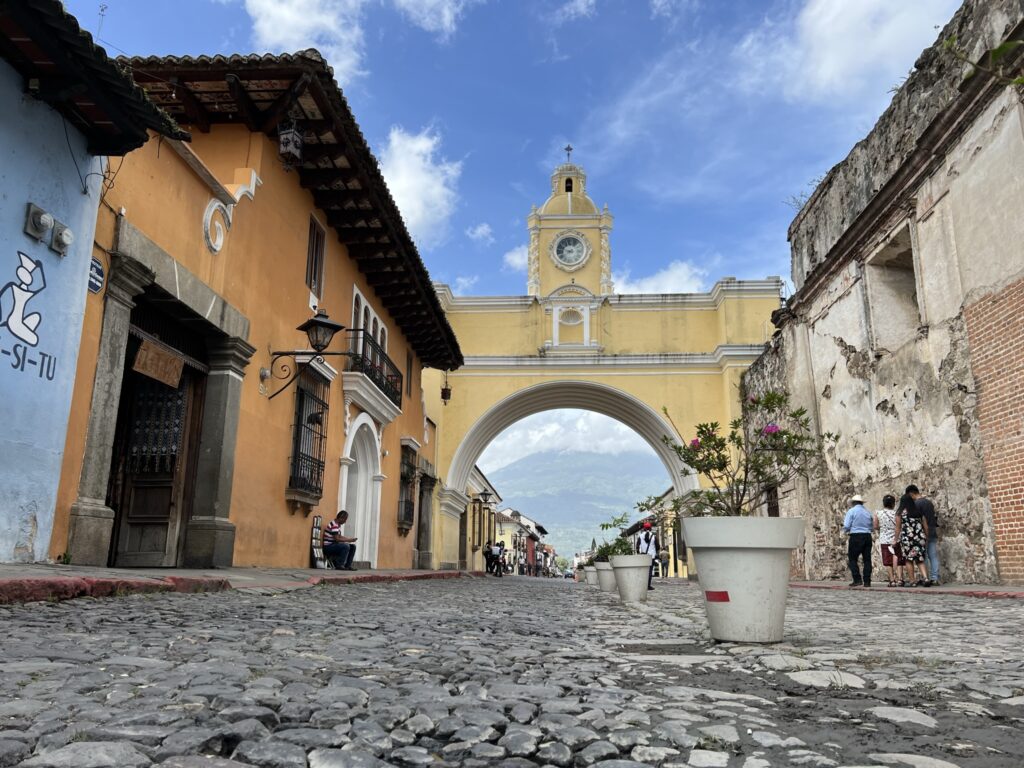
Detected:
left=52, top=126, right=429, bottom=569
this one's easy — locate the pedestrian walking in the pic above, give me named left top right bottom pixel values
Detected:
left=842, top=494, right=874, bottom=588
left=909, top=484, right=940, bottom=585
left=636, top=521, right=659, bottom=591
left=874, top=494, right=905, bottom=587
left=483, top=540, right=493, bottom=574
left=895, top=490, right=929, bottom=586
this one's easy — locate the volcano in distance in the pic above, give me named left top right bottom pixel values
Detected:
left=485, top=449, right=670, bottom=562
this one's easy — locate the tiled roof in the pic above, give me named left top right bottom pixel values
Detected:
left=0, top=0, right=187, bottom=154
left=121, top=50, right=462, bottom=371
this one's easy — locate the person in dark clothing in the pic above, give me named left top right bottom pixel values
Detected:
left=909, top=484, right=940, bottom=585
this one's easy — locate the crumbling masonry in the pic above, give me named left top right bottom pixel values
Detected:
left=744, top=0, right=1024, bottom=583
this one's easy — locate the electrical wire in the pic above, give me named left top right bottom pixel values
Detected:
left=62, top=116, right=89, bottom=195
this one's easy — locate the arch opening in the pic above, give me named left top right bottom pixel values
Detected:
left=447, top=380, right=695, bottom=501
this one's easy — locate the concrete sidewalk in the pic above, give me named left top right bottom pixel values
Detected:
left=0, top=562, right=484, bottom=605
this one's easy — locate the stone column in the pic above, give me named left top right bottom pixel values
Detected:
left=416, top=475, right=436, bottom=569
left=67, top=254, right=154, bottom=566
left=371, top=473, right=385, bottom=568
left=182, top=336, right=255, bottom=568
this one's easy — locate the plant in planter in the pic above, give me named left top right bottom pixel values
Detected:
left=592, top=537, right=632, bottom=593
left=661, top=390, right=836, bottom=642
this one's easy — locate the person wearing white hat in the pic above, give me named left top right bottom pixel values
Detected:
left=842, top=494, right=875, bottom=587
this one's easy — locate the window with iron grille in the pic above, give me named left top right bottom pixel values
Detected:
left=289, top=369, right=329, bottom=500
left=405, top=350, right=413, bottom=397
left=306, top=217, right=326, bottom=298
left=766, top=485, right=780, bottom=517
left=397, top=446, right=417, bottom=532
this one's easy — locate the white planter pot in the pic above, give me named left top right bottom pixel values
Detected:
left=610, top=554, right=652, bottom=603
left=583, top=566, right=599, bottom=586
left=594, top=561, right=617, bottom=592
left=682, top=516, right=805, bottom=643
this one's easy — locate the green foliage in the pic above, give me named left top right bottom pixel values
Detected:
left=944, top=34, right=1024, bottom=91
left=662, top=390, right=836, bottom=517
left=598, top=511, right=630, bottom=532
left=56, top=552, right=71, bottom=565
left=593, top=537, right=635, bottom=561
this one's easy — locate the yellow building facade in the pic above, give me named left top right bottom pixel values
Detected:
left=53, top=52, right=461, bottom=571
left=426, top=162, right=782, bottom=570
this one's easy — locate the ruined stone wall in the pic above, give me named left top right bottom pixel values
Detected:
left=746, top=45, right=1024, bottom=582
left=788, top=0, right=1024, bottom=290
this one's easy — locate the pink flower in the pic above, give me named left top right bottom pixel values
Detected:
left=762, top=424, right=780, bottom=435
left=690, top=438, right=701, bottom=448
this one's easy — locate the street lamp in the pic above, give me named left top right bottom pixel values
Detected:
left=261, top=309, right=350, bottom=399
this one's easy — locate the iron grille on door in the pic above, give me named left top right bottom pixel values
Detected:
left=289, top=369, right=329, bottom=499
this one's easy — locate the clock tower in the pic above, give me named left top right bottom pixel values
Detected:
left=526, top=161, right=613, bottom=298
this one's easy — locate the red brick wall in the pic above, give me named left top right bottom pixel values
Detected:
left=964, top=276, right=1024, bottom=583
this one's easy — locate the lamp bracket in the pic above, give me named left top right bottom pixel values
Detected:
left=266, top=350, right=354, bottom=399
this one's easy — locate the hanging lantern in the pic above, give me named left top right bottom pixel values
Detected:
left=278, top=120, right=303, bottom=170
left=441, top=370, right=452, bottom=405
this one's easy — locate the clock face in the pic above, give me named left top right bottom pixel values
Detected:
left=555, top=236, right=586, bottom=266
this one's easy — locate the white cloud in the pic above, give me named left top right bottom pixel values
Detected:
left=453, top=275, right=479, bottom=295
left=465, top=222, right=495, bottom=245
left=478, top=410, right=656, bottom=473
left=649, top=0, right=697, bottom=19
left=242, top=0, right=482, bottom=84
left=391, top=0, right=480, bottom=40
left=243, top=0, right=367, bottom=85
left=613, top=260, right=707, bottom=294
left=502, top=244, right=528, bottom=272
left=735, top=0, right=960, bottom=103
left=378, top=125, right=462, bottom=251
left=553, top=0, right=596, bottom=24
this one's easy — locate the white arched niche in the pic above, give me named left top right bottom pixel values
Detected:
left=338, top=412, right=383, bottom=568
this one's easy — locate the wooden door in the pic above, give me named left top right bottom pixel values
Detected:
left=110, top=369, right=203, bottom=567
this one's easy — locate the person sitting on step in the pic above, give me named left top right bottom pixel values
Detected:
left=323, top=510, right=358, bottom=571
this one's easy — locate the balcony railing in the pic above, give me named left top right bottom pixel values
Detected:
left=346, top=329, right=403, bottom=408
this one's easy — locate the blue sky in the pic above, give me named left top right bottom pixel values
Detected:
left=67, top=0, right=960, bottom=299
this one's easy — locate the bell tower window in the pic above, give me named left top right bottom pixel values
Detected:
left=565, top=178, right=573, bottom=193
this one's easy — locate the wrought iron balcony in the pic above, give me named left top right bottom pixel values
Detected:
left=346, top=329, right=403, bottom=408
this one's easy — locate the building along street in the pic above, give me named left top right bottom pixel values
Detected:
left=2, top=578, right=1023, bottom=768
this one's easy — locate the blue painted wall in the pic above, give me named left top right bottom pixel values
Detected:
left=0, top=59, right=103, bottom=562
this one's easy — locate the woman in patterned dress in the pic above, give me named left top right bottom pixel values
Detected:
left=895, top=492, right=928, bottom=586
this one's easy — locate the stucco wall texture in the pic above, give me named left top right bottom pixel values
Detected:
left=0, top=59, right=103, bottom=562
left=745, top=0, right=1024, bottom=583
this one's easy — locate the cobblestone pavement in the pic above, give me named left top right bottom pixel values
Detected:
left=1, top=577, right=1022, bottom=768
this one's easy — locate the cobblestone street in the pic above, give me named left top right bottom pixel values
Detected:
left=2, top=577, right=1023, bottom=768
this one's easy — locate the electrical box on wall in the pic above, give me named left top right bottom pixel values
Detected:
left=23, top=202, right=74, bottom=256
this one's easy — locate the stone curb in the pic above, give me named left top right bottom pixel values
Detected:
left=790, top=582, right=1024, bottom=600
left=0, top=570, right=486, bottom=606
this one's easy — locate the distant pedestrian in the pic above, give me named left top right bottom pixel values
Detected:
left=842, top=494, right=874, bottom=588
left=895, top=490, right=929, bottom=586
left=484, top=540, right=493, bottom=574
left=909, top=485, right=940, bottom=585
left=874, top=494, right=905, bottom=587
left=637, top=521, right=659, bottom=591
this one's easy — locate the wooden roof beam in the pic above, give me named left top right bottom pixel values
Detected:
left=301, top=168, right=361, bottom=189
left=170, top=78, right=211, bottom=132
left=225, top=73, right=261, bottom=131
left=260, top=72, right=312, bottom=132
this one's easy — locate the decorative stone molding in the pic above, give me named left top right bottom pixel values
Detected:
left=438, top=485, right=470, bottom=520
left=527, top=226, right=540, bottom=296
left=600, top=229, right=614, bottom=295
left=343, top=371, right=401, bottom=427
left=203, top=169, right=262, bottom=254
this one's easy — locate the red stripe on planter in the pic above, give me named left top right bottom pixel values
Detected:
left=705, top=590, right=730, bottom=602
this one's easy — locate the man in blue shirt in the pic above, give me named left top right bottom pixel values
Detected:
left=843, top=494, right=875, bottom=588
